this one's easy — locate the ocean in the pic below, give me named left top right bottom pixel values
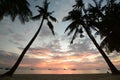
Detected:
left=0, top=69, right=110, bottom=74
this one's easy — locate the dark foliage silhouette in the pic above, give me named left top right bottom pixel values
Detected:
left=0, top=0, right=32, bottom=23
left=91, top=0, right=120, bottom=53
left=0, top=0, right=57, bottom=77
left=63, top=0, right=120, bottom=74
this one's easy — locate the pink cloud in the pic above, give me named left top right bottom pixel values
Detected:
left=19, top=47, right=120, bottom=70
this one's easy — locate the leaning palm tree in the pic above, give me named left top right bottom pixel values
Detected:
left=95, top=0, right=120, bottom=53
left=1, top=0, right=57, bottom=77
left=0, top=0, right=32, bottom=23
left=63, top=0, right=120, bottom=74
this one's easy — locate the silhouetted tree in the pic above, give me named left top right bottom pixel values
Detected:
left=63, top=0, right=120, bottom=74
left=91, top=0, right=120, bottom=53
left=0, top=0, right=32, bottom=23
left=0, top=0, right=57, bottom=77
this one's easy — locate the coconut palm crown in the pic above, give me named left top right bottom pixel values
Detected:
left=32, top=0, right=57, bottom=35
left=63, top=0, right=120, bottom=74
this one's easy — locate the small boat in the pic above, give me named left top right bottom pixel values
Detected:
left=71, top=68, right=76, bottom=70
left=96, top=69, right=100, bottom=70
left=5, top=68, right=10, bottom=70
left=48, top=69, right=52, bottom=70
left=30, top=68, right=34, bottom=70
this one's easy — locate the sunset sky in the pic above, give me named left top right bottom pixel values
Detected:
left=0, top=0, right=120, bottom=73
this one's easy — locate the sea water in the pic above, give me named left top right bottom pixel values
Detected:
left=0, top=69, right=110, bottom=74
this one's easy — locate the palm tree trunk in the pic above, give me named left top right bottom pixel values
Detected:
left=83, top=26, right=120, bottom=75
left=0, top=18, right=45, bottom=77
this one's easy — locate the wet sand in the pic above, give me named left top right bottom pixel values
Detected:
left=1, top=74, right=120, bottom=80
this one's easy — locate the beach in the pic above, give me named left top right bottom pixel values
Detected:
left=1, top=74, right=120, bottom=80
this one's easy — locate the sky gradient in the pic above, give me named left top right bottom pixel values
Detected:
left=0, top=0, right=120, bottom=73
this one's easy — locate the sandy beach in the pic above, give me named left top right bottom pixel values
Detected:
left=1, top=74, right=120, bottom=80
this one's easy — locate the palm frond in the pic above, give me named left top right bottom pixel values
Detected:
left=35, top=5, right=44, bottom=11
left=47, top=21, right=55, bottom=35
left=49, top=16, right=57, bottom=22
left=31, top=14, right=42, bottom=21
left=67, top=23, right=79, bottom=36
left=91, top=26, right=98, bottom=31
left=99, top=0, right=104, bottom=8
left=64, top=21, right=77, bottom=33
left=78, top=27, right=84, bottom=38
left=101, top=5, right=107, bottom=11
left=73, top=0, right=84, bottom=8
left=95, top=31, right=100, bottom=36
left=70, top=28, right=79, bottom=44
left=88, top=3, right=95, bottom=13
left=100, top=38, right=107, bottom=48
left=89, top=3, right=94, bottom=9
left=100, top=37, right=112, bottom=54
left=93, top=0, right=98, bottom=8
left=79, top=27, right=83, bottom=33
left=63, top=15, right=71, bottom=21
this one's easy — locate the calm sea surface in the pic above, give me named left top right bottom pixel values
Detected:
left=0, top=69, right=110, bottom=74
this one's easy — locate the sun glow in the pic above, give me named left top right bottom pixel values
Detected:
left=63, top=65, right=69, bottom=70
left=59, top=41, right=70, bottom=52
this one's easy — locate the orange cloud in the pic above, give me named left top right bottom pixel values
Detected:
left=20, top=63, right=31, bottom=67
left=22, top=48, right=120, bottom=70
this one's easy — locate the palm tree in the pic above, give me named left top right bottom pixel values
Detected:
left=94, top=0, right=120, bottom=53
left=63, top=0, right=120, bottom=74
left=0, top=0, right=57, bottom=77
left=0, top=0, right=32, bottom=23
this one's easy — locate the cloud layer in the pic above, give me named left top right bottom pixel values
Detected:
left=0, top=0, right=120, bottom=74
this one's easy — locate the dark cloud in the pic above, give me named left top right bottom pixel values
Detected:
left=0, top=27, right=13, bottom=36
left=20, top=57, right=46, bottom=69
left=10, top=33, right=26, bottom=41
left=0, top=50, right=18, bottom=67
left=0, top=49, right=48, bottom=69
left=51, top=55, right=63, bottom=59
left=8, top=40, right=22, bottom=47
left=18, top=47, right=50, bottom=54
left=45, top=39, right=62, bottom=52
left=68, top=38, right=97, bottom=53
left=28, top=47, right=49, bottom=54
left=7, top=28, right=14, bottom=34
left=29, top=36, right=62, bottom=53
left=0, top=21, right=15, bottom=36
